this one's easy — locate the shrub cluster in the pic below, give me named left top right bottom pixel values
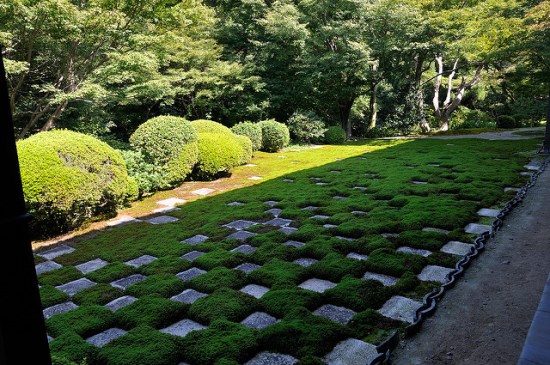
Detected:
left=258, top=119, right=290, bottom=152
left=287, top=111, right=327, bottom=144
left=231, top=122, right=262, bottom=151
left=323, top=126, right=346, bottom=144
left=194, top=132, right=245, bottom=180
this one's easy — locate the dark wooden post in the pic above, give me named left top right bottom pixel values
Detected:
left=0, top=47, right=52, bottom=364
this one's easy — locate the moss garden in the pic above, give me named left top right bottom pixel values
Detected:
left=37, top=137, right=541, bottom=365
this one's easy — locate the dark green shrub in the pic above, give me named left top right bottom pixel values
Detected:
left=234, top=134, right=253, bottom=165
left=191, top=119, right=233, bottom=134
left=287, top=111, right=327, bottom=144
left=258, top=119, right=290, bottom=152
left=497, top=115, right=517, bottom=128
left=18, top=130, right=138, bottom=238
left=188, top=288, right=260, bottom=324
left=450, top=107, right=495, bottom=129
left=323, top=126, right=346, bottom=144
left=194, top=133, right=243, bottom=180
left=231, top=122, right=262, bottom=151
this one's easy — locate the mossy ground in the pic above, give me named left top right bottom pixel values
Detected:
left=38, top=137, right=541, bottom=364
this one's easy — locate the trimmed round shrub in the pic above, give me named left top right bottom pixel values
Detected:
left=287, top=111, right=327, bottom=144
left=234, top=134, right=253, bottom=165
left=18, top=130, right=138, bottom=238
left=194, top=133, right=243, bottom=179
left=231, top=122, right=262, bottom=151
left=258, top=119, right=290, bottom=152
left=190, top=119, right=232, bottom=135
left=129, top=116, right=198, bottom=186
left=324, top=126, right=346, bottom=144
left=496, top=115, right=516, bottom=129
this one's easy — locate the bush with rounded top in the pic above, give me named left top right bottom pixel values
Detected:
left=287, top=111, right=327, bottom=144
left=194, top=133, right=243, bottom=179
left=258, top=119, right=290, bottom=152
left=18, top=130, right=137, bottom=238
left=496, top=115, right=516, bottom=129
left=233, top=134, right=253, bottom=164
left=190, top=119, right=232, bottom=135
left=231, top=122, right=262, bottom=151
left=324, top=126, right=346, bottom=144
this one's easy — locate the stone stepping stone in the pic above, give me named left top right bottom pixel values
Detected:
left=323, top=224, right=338, bottom=229
left=524, top=164, right=541, bottom=171
left=171, top=289, right=208, bottom=304
left=313, top=304, right=356, bottom=325
left=264, top=201, right=279, bottom=207
left=192, top=188, right=215, bottom=196
left=124, top=255, right=156, bottom=268
left=330, top=170, right=341, bottom=173
left=43, top=301, right=78, bottom=320
left=241, top=312, right=279, bottom=329
left=381, top=233, right=399, bottom=238
left=353, top=186, right=367, bottom=191
left=378, top=295, right=422, bottom=323
left=240, top=284, right=270, bottom=299
left=245, top=164, right=257, bottom=167
left=279, top=227, right=298, bottom=235
left=411, top=180, right=428, bottom=185
left=282, top=240, right=305, bottom=248
left=107, top=215, right=142, bottom=227
left=440, top=241, right=474, bottom=256
left=176, top=268, right=207, bottom=281
left=105, top=296, right=137, bottom=312
left=249, top=176, right=263, bottom=180
left=228, top=201, right=245, bottom=206
left=156, top=198, right=186, bottom=207
left=298, top=278, right=337, bottom=293
left=504, top=187, right=521, bottom=193
left=223, top=220, right=258, bottom=231
left=316, top=182, right=330, bottom=186
left=152, top=207, right=180, bottom=214
left=346, top=252, right=368, bottom=261
left=310, top=177, right=322, bottom=181
left=245, top=352, right=298, bottom=365
left=521, top=171, right=534, bottom=176
left=265, top=218, right=293, bottom=227
left=160, top=319, right=206, bottom=337
left=145, top=215, right=179, bottom=225
left=422, top=227, right=450, bottom=235
left=56, top=278, right=96, bottom=296
left=301, top=206, right=318, bottom=211
left=324, top=338, right=379, bottom=365
left=477, top=208, right=500, bottom=218
left=465, top=223, right=492, bottom=235
left=234, top=263, right=262, bottom=274
left=35, top=261, right=62, bottom=275
left=293, top=258, right=318, bottom=267
left=362, top=272, right=399, bottom=286
left=37, top=245, right=75, bottom=260
left=333, top=195, right=347, bottom=200
left=351, top=210, right=367, bottom=215
left=180, top=251, right=206, bottom=262
left=417, top=265, right=454, bottom=283
left=231, top=244, right=257, bottom=254
left=336, top=236, right=355, bottom=242
left=227, top=231, right=257, bottom=241
left=86, top=328, right=127, bottom=347
left=427, top=163, right=440, bottom=167
left=310, top=215, right=330, bottom=220
left=397, top=246, right=432, bottom=257
left=111, top=274, right=147, bottom=290
left=181, top=234, right=209, bottom=245
left=283, top=179, right=294, bottom=183
left=75, top=258, right=108, bottom=274
left=266, top=208, right=283, bottom=217
left=48, top=335, right=53, bottom=343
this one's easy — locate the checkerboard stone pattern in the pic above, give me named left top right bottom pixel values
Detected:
left=298, top=278, right=336, bottom=293
left=35, top=261, right=62, bottom=275
left=37, top=245, right=75, bottom=260
left=75, top=258, right=108, bottom=274
left=234, top=263, right=262, bottom=273
left=440, top=241, right=474, bottom=256
left=266, top=208, right=282, bottom=217
left=181, top=234, right=209, bottom=245
left=43, top=302, right=78, bottom=319
left=378, top=296, right=422, bottom=323
left=231, top=244, right=257, bottom=254
left=293, top=258, right=318, bottom=267
left=105, top=296, right=137, bottom=312
left=397, top=246, right=432, bottom=257
left=313, top=304, right=356, bottom=325
left=177, top=268, right=207, bottom=281
left=160, top=319, right=206, bottom=337
left=224, top=220, right=258, bottom=230
left=240, top=284, right=270, bottom=299
left=265, top=218, right=293, bottom=227
left=171, top=289, right=208, bottom=304
left=86, top=328, right=127, bottom=347
left=362, top=272, right=399, bottom=286
left=124, top=255, right=156, bottom=268
left=324, top=338, right=379, bottom=365
left=241, top=312, right=278, bottom=329
left=417, top=265, right=454, bottom=283
left=245, top=352, right=298, bottom=365
left=181, top=251, right=205, bottom=261
left=145, top=215, right=179, bottom=225
left=111, top=274, right=147, bottom=290
left=56, top=278, right=96, bottom=296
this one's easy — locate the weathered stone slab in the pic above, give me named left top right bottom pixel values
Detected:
left=240, top=284, right=270, bottom=299
left=227, top=231, right=257, bottom=241
left=417, top=265, right=454, bottom=283
left=244, top=352, right=298, bottom=365
left=330, top=170, right=341, bottom=174
left=145, top=215, right=179, bottom=225
left=346, top=252, right=368, bottom=261
left=411, top=180, right=428, bottom=185
left=397, top=246, right=432, bottom=257
left=301, top=206, right=318, bottom=211
left=422, top=227, right=450, bottom=235
left=310, top=215, right=330, bottom=220
left=75, top=258, right=108, bottom=274
left=335, top=236, right=355, bottom=242
left=279, top=227, right=298, bottom=235
left=316, top=182, right=330, bottom=186
left=381, top=233, right=399, bottom=238
left=181, top=234, right=209, bottom=245
left=192, top=188, right=215, bottom=196
left=266, top=208, right=282, bottom=217
left=440, top=241, right=474, bottom=256
left=56, top=278, right=96, bottom=296
left=324, top=338, right=379, bottom=365
left=265, top=218, right=293, bottom=227
left=180, top=251, right=206, bottom=262
left=152, top=207, right=180, bottom=213
left=160, top=319, right=206, bottom=337
left=323, top=224, right=338, bottom=229
left=245, top=164, right=257, bottom=167
left=282, top=240, right=305, bottom=248
left=333, top=195, right=347, bottom=200
left=427, top=163, right=440, bottom=167
left=37, top=245, right=75, bottom=260
left=228, top=201, right=245, bottom=206
left=35, top=261, right=62, bottom=275
left=298, top=278, right=337, bottom=293
left=283, top=179, right=294, bottom=183
left=171, top=289, right=208, bottom=304
left=48, top=335, right=53, bottom=343
left=241, top=312, right=278, bottom=329
left=464, top=223, right=492, bottom=235
left=111, top=274, right=147, bottom=290
left=351, top=210, right=367, bottom=215
left=124, top=255, right=156, bottom=268
left=156, top=198, right=186, bottom=207
left=524, top=164, right=541, bottom=171
left=378, top=296, right=422, bottom=323
left=86, top=328, right=127, bottom=347
left=353, top=186, right=368, bottom=191
left=107, top=215, right=142, bottom=227
left=264, top=201, right=279, bottom=207
left=234, top=263, right=262, bottom=273
left=224, top=220, right=258, bottom=230
left=505, top=187, right=521, bottom=193
left=313, top=304, right=356, bottom=325
left=105, top=295, right=137, bottom=312
left=43, top=302, right=78, bottom=319
left=477, top=208, right=500, bottom=218
left=176, top=268, right=207, bottom=281
left=362, top=272, right=399, bottom=286
left=249, top=176, right=263, bottom=180
left=231, top=244, right=257, bottom=254
left=293, top=258, right=318, bottom=267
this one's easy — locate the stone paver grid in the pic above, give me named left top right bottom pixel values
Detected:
left=181, top=235, right=209, bottom=245
left=362, top=272, right=399, bottom=286
left=313, top=304, right=356, bottom=325
left=240, top=284, right=270, bottom=299
left=324, top=338, right=379, bottom=365
left=440, top=241, right=474, bottom=256
left=86, top=328, right=127, bottom=348
left=298, top=278, right=337, bottom=293
left=417, top=265, right=454, bottom=283
left=35, top=261, right=62, bottom=275
left=160, top=319, right=207, bottom=337
left=124, top=255, right=156, bottom=268
left=56, top=278, right=96, bottom=296
left=110, top=274, right=147, bottom=290
left=37, top=245, right=75, bottom=260
left=105, top=296, right=137, bottom=312
left=378, top=295, right=422, bottom=323
left=241, top=312, right=279, bottom=329
left=43, top=302, right=78, bottom=320
left=171, top=289, right=208, bottom=304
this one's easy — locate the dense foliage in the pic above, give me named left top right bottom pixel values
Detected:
left=194, top=133, right=244, bottom=180
left=324, top=126, right=347, bottom=145
left=231, top=122, right=263, bottom=151
left=258, top=119, right=290, bottom=152
left=287, top=111, right=327, bottom=144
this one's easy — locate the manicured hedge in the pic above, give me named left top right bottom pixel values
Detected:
left=190, top=119, right=233, bottom=135
left=234, top=134, right=253, bottom=165
left=324, top=126, right=346, bottom=144
left=231, top=122, right=263, bottom=151
left=258, top=119, right=290, bottom=152
left=194, top=133, right=243, bottom=179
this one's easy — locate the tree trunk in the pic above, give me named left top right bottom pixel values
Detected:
left=40, top=100, right=68, bottom=132
left=339, top=99, right=354, bottom=140
left=369, top=85, right=378, bottom=129
left=544, top=86, right=550, bottom=154
left=414, top=53, right=430, bottom=133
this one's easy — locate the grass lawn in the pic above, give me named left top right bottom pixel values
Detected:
left=37, top=137, right=541, bottom=365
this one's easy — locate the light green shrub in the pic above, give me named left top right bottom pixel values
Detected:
left=324, top=126, right=346, bottom=144
left=233, top=134, right=253, bottom=164
left=194, top=133, right=243, bottom=179
left=258, top=119, right=290, bottom=152
left=231, top=122, right=262, bottom=151
left=190, top=119, right=232, bottom=135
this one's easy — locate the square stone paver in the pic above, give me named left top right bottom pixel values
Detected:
left=333, top=195, right=347, bottom=200
left=422, top=227, right=450, bottom=235
left=176, top=268, right=207, bottom=281
left=152, top=206, right=180, bottom=214
left=107, top=215, right=142, bottom=226
left=192, top=188, right=215, bottom=196
left=381, top=233, right=399, bottom=238
left=465, top=223, right=492, bottom=235
left=234, top=263, right=262, bottom=273
left=477, top=208, right=500, bottom=217
left=279, top=227, right=298, bottom=235
left=313, top=304, right=356, bottom=325
left=110, top=274, right=147, bottom=290
left=397, top=246, right=432, bottom=257
left=378, top=296, right=422, bottom=323
left=301, top=206, right=318, bottom=211
left=310, top=215, right=330, bottom=220
left=160, top=319, right=206, bottom=337
left=124, top=255, right=156, bottom=268
left=265, top=218, right=293, bottom=227
left=241, top=312, right=279, bottom=329
left=240, top=284, right=270, bottom=299
left=353, top=186, right=368, bottom=191
left=105, top=295, right=137, bottom=312
left=316, top=182, right=330, bottom=186
left=224, top=220, right=258, bottom=230
left=346, top=252, right=368, bottom=261
left=505, top=187, right=521, bottom=193
left=227, top=231, right=257, bottom=241
left=35, top=261, right=62, bottom=275
left=37, top=245, right=75, bottom=260
left=283, top=179, right=294, bottom=183
left=228, top=201, right=245, bottom=206
left=336, top=236, right=355, bottom=242
left=75, top=258, right=108, bottom=274
left=86, top=328, right=127, bottom=347
left=440, top=241, right=474, bottom=256
left=264, top=201, right=279, bottom=207
left=282, top=240, right=305, bottom=248
left=181, top=251, right=206, bottom=262
left=266, top=208, right=283, bottom=217
left=56, top=278, right=96, bottom=296
left=293, top=258, right=318, bottom=267
left=417, top=265, right=454, bottom=283
left=43, top=301, right=78, bottom=320
left=411, top=180, right=428, bottom=185
left=231, top=244, right=257, bottom=254
left=171, top=289, right=208, bottom=304
left=249, top=176, right=263, bottom=180
left=323, top=224, right=338, bottom=229
left=362, top=272, right=399, bottom=286
left=351, top=210, right=367, bottom=215
left=330, top=170, right=341, bottom=173
left=324, top=338, right=379, bottom=365
left=156, top=198, right=186, bottom=207
left=298, top=278, right=337, bottom=293
left=524, top=164, right=541, bottom=171
left=145, top=215, right=179, bottom=225
left=245, top=163, right=257, bottom=167
left=245, top=352, right=298, bottom=365
left=181, top=234, right=209, bottom=245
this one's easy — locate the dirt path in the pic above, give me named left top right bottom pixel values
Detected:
left=391, top=165, right=550, bottom=365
